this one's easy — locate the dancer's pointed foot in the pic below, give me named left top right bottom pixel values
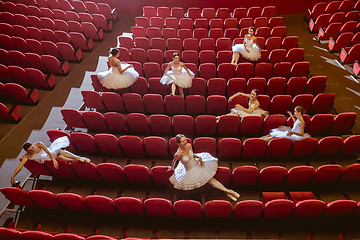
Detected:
left=78, top=157, right=91, bottom=163
left=230, top=190, right=240, bottom=199
left=226, top=192, right=238, bottom=201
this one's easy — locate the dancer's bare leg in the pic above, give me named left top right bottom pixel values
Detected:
left=179, top=87, right=184, bottom=98
left=58, top=150, right=90, bottom=163
left=57, top=155, right=75, bottom=162
left=231, top=52, right=239, bottom=66
left=171, top=83, right=176, bottom=95
left=216, top=110, right=237, bottom=123
left=208, top=178, right=240, bottom=201
left=260, top=135, right=274, bottom=142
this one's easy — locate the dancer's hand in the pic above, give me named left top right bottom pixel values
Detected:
left=199, top=157, right=204, bottom=166
left=10, top=176, right=14, bottom=185
left=287, top=131, right=293, bottom=136
left=167, top=166, right=173, bottom=172
left=52, top=159, right=59, bottom=169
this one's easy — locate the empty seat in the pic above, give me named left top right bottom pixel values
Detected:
left=259, top=166, right=287, bottom=185
left=114, top=197, right=145, bottom=215
left=165, top=95, right=185, bottom=114
left=234, top=200, right=264, bottom=218
left=94, top=134, right=123, bottom=155
left=119, top=136, right=145, bottom=156
left=144, top=136, right=169, bottom=157
left=204, top=200, right=232, bottom=218
left=286, top=166, right=315, bottom=185
left=144, top=198, right=173, bottom=217
left=312, top=164, right=343, bottom=184
left=85, top=195, right=117, bottom=214
left=124, top=164, right=151, bottom=183
left=174, top=200, right=203, bottom=218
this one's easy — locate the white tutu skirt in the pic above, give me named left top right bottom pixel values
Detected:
left=169, top=152, right=218, bottom=190
left=269, top=127, right=311, bottom=141
left=160, top=68, right=194, bottom=88
left=232, top=43, right=261, bottom=61
left=33, top=136, right=70, bottom=163
left=231, top=106, right=269, bottom=118
left=97, top=64, right=139, bottom=89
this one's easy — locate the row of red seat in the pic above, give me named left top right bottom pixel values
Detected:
left=85, top=89, right=335, bottom=116
left=135, top=16, right=283, bottom=31
left=3, top=186, right=360, bottom=219
left=340, top=43, right=360, bottom=64
left=0, top=50, right=68, bottom=76
left=18, top=134, right=360, bottom=185
left=47, top=130, right=360, bottom=159
left=106, top=61, right=310, bottom=81
left=318, top=19, right=360, bottom=41
left=0, top=2, right=113, bottom=32
left=328, top=31, right=360, bottom=52
left=0, top=23, right=93, bottom=52
left=0, top=64, right=54, bottom=88
left=92, top=74, right=325, bottom=99
left=0, top=102, right=21, bottom=122
left=0, top=34, right=82, bottom=63
left=0, top=82, right=38, bottom=105
left=2, top=0, right=118, bottom=21
left=123, top=47, right=304, bottom=68
left=119, top=35, right=298, bottom=53
left=307, top=0, right=360, bottom=22
left=0, top=226, right=123, bottom=239
left=143, top=6, right=276, bottom=20
left=309, top=11, right=360, bottom=33
left=0, top=12, right=103, bottom=41
left=61, top=108, right=356, bottom=136
left=131, top=25, right=287, bottom=42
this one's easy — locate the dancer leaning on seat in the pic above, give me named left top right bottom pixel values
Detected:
left=11, top=136, right=90, bottom=185
left=261, top=106, right=311, bottom=142
left=217, top=89, right=269, bottom=122
left=168, top=134, right=240, bottom=201
left=231, top=26, right=261, bottom=65
left=160, top=52, right=195, bottom=98
left=97, top=48, right=139, bottom=89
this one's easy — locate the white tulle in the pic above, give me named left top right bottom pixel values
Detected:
left=29, top=136, right=70, bottom=163
left=232, top=37, right=261, bottom=61
left=270, top=119, right=311, bottom=141
left=231, top=102, right=269, bottom=118
left=169, top=150, right=218, bottom=190
left=160, top=65, right=194, bottom=88
left=97, top=63, right=139, bottom=89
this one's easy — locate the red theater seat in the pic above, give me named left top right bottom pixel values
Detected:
left=204, top=200, right=232, bottom=218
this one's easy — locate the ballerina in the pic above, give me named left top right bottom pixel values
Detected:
left=160, top=52, right=195, bottom=98
left=231, top=26, right=261, bottom=65
left=168, top=134, right=240, bottom=201
left=261, top=106, right=311, bottom=142
left=97, top=48, right=139, bottom=89
left=217, top=89, right=268, bottom=122
left=11, top=136, right=90, bottom=185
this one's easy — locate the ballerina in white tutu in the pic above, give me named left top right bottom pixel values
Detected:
left=231, top=26, right=261, bottom=65
left=11, top=136, right=90, bottom=185
left=261, top=106, right=311, bottom=142
left=217, top=89, right=268, bottom=122
left=168, top=134, right=240, bottom=201
left=97, top=48, right=139, bottom=89
left=160, top=52, right=195, bottom=98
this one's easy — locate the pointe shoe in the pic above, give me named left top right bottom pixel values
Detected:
left=226, top=193, right=238, bottom=201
